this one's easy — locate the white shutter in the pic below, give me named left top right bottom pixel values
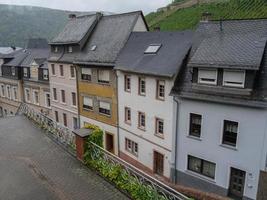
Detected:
left=98, top=70, right=110, bottom=82
left=198, top=69, right=217, bottom=85
left=83, top=97, right=93, bottom=106
left=82, top=68, right=92, bottom=75
left=223, top=70, right=245, bottom=87
left=99, top=101, right=110, bottom=110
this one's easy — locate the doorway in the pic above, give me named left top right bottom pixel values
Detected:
left=228, top=167, right=246, bottom=199
left=105, top=132, right=114, bottom=154
left=153, top=151, right=164, bottom=176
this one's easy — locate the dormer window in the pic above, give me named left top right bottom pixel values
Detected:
left=223, top=70, right=245, bottom=88
left=11, top=67, right=15, bottom=76
left=54, top=46, right=58, bottom=53
left=198, top=68, right=217, bottom=85
left=68, top=46, right=73, bottom=53
left=144, top=44, right=161, bottom=54
left=43, top=69, right=49, bottom=80
left=23, top=68, right=28, bottom=77
left=90, top=45, right=97, bottom=51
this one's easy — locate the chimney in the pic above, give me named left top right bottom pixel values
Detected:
left=154, top=26, right=161, bottom=31
left=96, top=12, right=103, bottom=22
left=201, top=12, right=212, bottom=22
left=69, top=14, right=77, bottom=19
left=10, top=46, right=16, bottom=51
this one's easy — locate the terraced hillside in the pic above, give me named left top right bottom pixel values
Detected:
left=146, top=0, right=267, bottom=31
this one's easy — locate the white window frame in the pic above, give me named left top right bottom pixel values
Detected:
left=98, top=70, right=110, bottom=84
left=51, top=64, right=56, bottom=76
left=23, top=68, right=28, bottom=77
left=44, top=92, right=51, bottom=108
left=24, top=88, right=30, bottom=102
left=139, top=77, right=146, bottom=96
left=32, top=90, right=39, bottom=105
left=125, top=138, right=138, bottom=156
left=70, top=66, right=75, bottom=78
left=68, top=46, right=73, bottom=53
left=223, top=69, right=245, bottom=88
left=1, top=84, right=5, bottom=97
left=83, top=96, right=93, bottom=110
left=99, top=101, right=111, bottom=116
left=11, top=67, right=16, bottom=76
left=12, top=87, right=18, bottom=101
left=6, top=85, right=11, bottom=99
left=43, top=69, right=49, bottom=80
left=71, top=92, right=77, bottom=107
left=54, top=46, right=58, bottom=53
left=198, top=69, right=218, bottom=85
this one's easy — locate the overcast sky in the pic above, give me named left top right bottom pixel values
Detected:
left=0, top=0, right=171, bottom=14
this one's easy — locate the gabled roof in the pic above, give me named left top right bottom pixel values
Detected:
left=20, top=48, right=50, bottom=67
left=50, top=14, right=101, bottom=48
left=189, top=19, right=267, bottom=70
left=4, top=50, right=28, bottom=67
left=115, top=31, right=193, bottom=78
left=74, top=11, right=146, bottom=65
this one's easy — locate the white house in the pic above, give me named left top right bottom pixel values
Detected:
left=171, top=19, right=267, bottom=200
left=115, top=31, right=193, bottom=179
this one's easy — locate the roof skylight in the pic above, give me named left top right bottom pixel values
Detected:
left=144, top=44, right=162, bottom=54
left=90, top=45, right=97, bottom=51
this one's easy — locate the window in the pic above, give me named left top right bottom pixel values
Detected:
left=124, top=75, right=131, bottom=92
left=71, top=92, right=76, bottom=106
left=61, top=90, right=65, bottom=103
left=43, top=69, right=49, bottom=80
left=73, top=117, right=78, bottom=130
left=13, top=87, right=18, bottom=101
left=125, top=138, right=138, bottom=156
left=23, top=68, right=28, bottom=77
left=98, top=70, right=110, bottom=84
left=33, top=90, right=39, bottom=104
left=54, top=46, right=58, bottom=53
left=1, top=85, right=5, bottom=97
left=51, top=64, right=55, bottom=75
left=53, top=88, right=57, bottom=101
left=55, top=111, right=59, bottom=122
left=59, top=65, right=64, bottom=77
left=25, top=88, right=30, bottom=102
left=125, top=107, right=131, bottom=124
left=188, top=155, right=216, bottom=179
left=198, top=69, right=217, bottom=85
left=223, top=70, right=245, bottom=88
left=99, top=101, right=111, bottom=116
left=83, top=96, right=93, bottom=110
left=11, top=67, right=15, bottom=76
left=70, top=66, right=75, bottom=78
left=6, top=85, right=11, bottom=99
left=68, top=46, right=73, bottom=53
left=222, top=120, right=238, bottom=147
left=63, top=113, right=67, bottom=127
left=81, top=68, right=92, bottom=81
left=189, top=114, right=202, bottom=138
left=155, top=118, right=164, bottom=136
left=157, top=80, right=165, bottom=100
left=138, top=112, right=146, bottom=130
left=139, top=77, right=146, bottom=96
left=144, top=44, right=161, bottom=54
left=45, top=93, right=51, bottom=108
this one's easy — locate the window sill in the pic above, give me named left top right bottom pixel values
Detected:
left=138, top=127, right=146, bottom=132
left=125, top=90, right=131, bottom=93
left=52, top=100, right=58, bottom=103
left=83, top=108, right=94, bottom=112
left=187, top=135, right=202, bottom=141
left=71, top=105, right=77, bottom=109
left=99, top=113, right=111, bottom=118
left=60, top=102, right=67, bottom=105
left=220, top=144, right=238, bottom=151
left=185, top=170, right=216, bottom=184
left=125, top=150, right=138, bottom=157
left=69, top=77, right=76, bottom=80
left=155, top=133, right=164, bottom=139
left=125, top=121, right=131, bottom=126
left=97, top=81, right=110, bottom=86
left=156, top=97, right=165, bottom=102
left=139, top=93, right=146, bottom=97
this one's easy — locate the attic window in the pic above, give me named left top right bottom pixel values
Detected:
left=144, top=44, right=161, bottom=54
left=54, top=46, right=58, bottom=53
left=90, top=45, right=97, bottom=51
left=68, top=46, right=73, bottom=53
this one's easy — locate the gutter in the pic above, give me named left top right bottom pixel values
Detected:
left=173, top=96, right=180, bottom=184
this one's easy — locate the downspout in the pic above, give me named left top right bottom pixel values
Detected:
left=115, top=70, right=120, bottom=157
left=173, top=96, right=180, bottom=184
left=75, top=65, right=81, bottom=129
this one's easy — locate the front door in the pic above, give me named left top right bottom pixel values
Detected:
left=105, top=133, right=114, bottom=154
left=154, top=151, right=164, bottom=176
left=228, top=167, right=246, bottom=199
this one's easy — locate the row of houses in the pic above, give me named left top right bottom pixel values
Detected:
left=0, top=11, right=267, bottom=200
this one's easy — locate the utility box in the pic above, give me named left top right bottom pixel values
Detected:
left=73, top=128, right=92, bottom=162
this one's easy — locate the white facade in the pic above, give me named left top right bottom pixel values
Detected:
left=175, top=98, right=267, bottom=199
left=117, top=70, right=176, bottom=178
left=49, top=62, right=78, bottom=130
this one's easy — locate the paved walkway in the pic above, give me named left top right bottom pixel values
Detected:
left=0, top=116, right=129, bottom=200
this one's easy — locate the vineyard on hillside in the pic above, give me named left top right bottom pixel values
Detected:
left=146, top=0, right=267, bottom=31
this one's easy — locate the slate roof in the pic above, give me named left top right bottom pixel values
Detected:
left=20, top=49, right=50, bottom=67
left=50, top=14, right=99, bottom=46
left=115, top=31, right=193, bottom=78
left=172, top=19, right=267, bottom=108
left=74, top=11, right=146, bottom=65
left=26, top=38, right=49, bottom=49
left=3, top=50, right=28, bottom=67
left=189, top=19, right=267, bottom=69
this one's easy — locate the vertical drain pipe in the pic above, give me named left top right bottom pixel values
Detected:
left=173, top=96, right=180, bottom=184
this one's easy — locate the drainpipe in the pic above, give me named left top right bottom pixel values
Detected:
left=115, top=70, right=120, bottom=157
left=75, top=65, right=81, bottom=129
left=173, top=96, right=180, bottom=184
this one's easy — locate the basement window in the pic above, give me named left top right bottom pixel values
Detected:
left=144, top=44, right=161, bottom=54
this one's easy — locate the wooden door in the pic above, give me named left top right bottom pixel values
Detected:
left=105, top=133, right=114, bottom=154
left=154, top=151, right=164, bottom=176
left=228, top=168, right=246, bottom=199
